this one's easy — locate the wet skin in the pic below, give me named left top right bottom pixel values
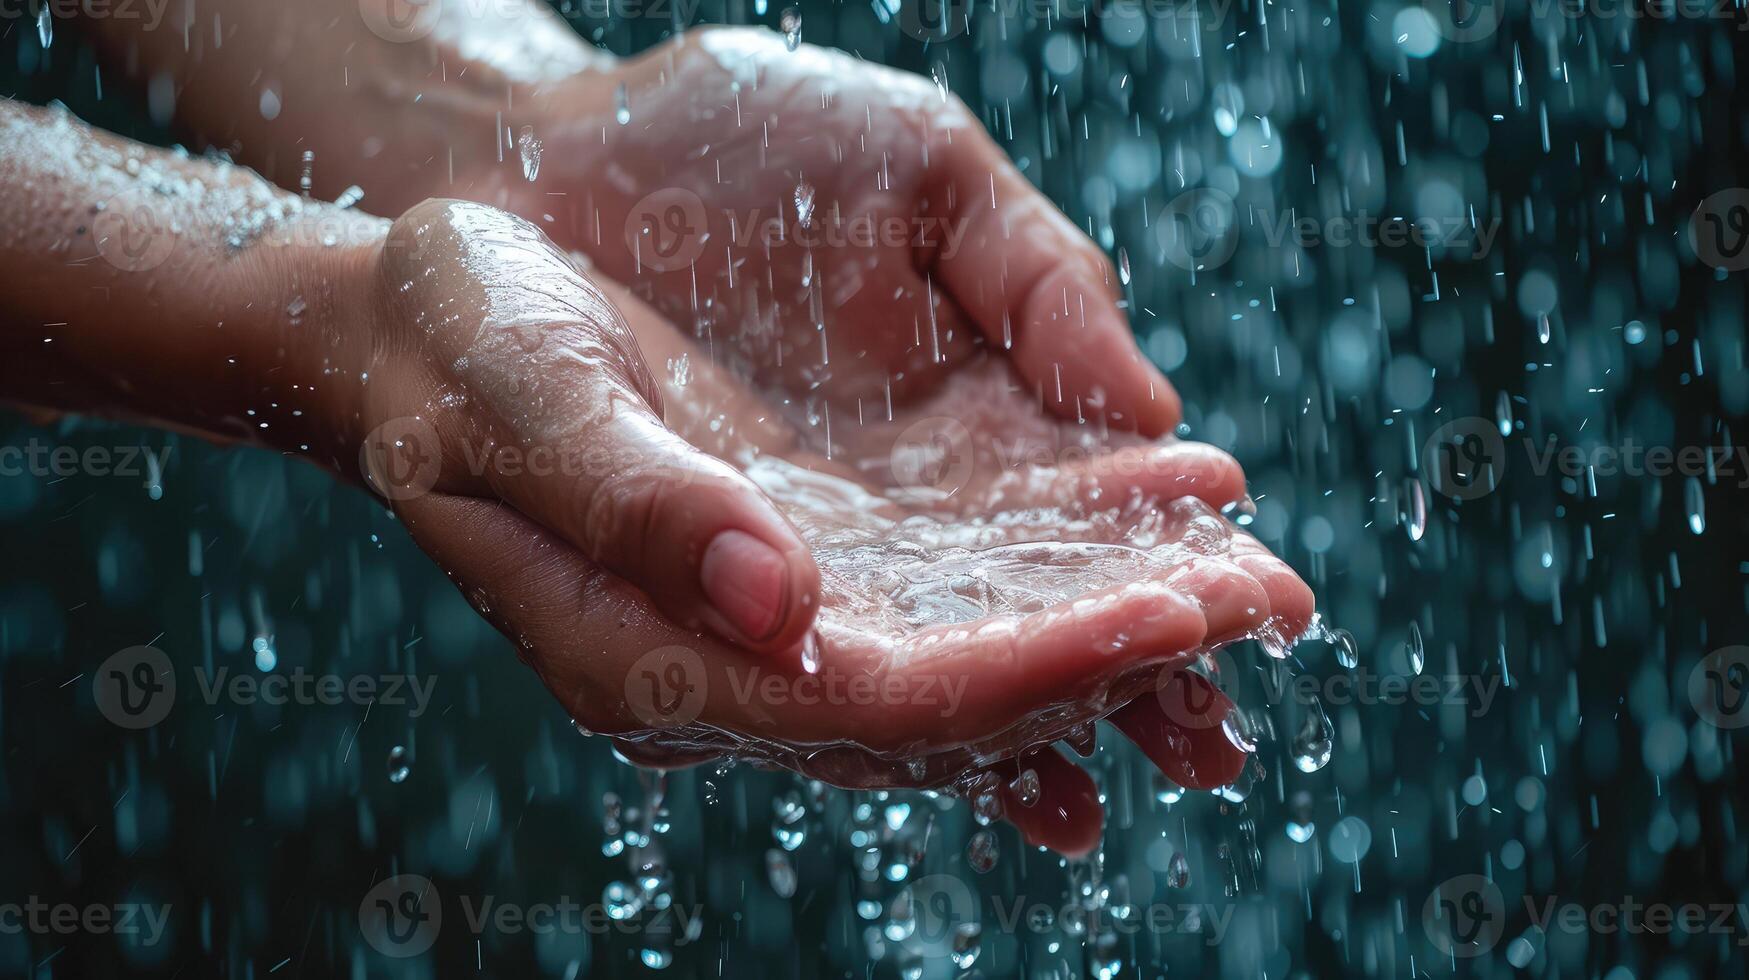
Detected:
left=0, top=95, right=1313, bottom=854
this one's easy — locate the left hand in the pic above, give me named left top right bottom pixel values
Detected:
left=492, top=27, right=1179, bottom=436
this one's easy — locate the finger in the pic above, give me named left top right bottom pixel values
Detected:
left=932, top=119, right=1179, bottom=436
left=1109, top=673, right=1249, bottom=790
left=985, top=441, right=1248, bottom=514
left=993, top=748, right=1104, bottom=857
left=1226, top=536, right=1317, bottom=646
left=468, top=333, right=820, bottom=657
left=1164, top=556, right=1272, bottom=646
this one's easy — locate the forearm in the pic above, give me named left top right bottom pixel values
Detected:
left=0, top=100, right=381, bottom=468
left=72, top=0, right=609, bottom=218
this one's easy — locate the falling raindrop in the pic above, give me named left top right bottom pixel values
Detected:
left=794, top=180, right=816, bottom=230
left=1405, top=620, right=1426, bottom=675
left=614, top=83, right=631, bottom=125
left=35, top=1, right=51, bottom=48
left=766, top=848, right=798, bottom=898
left=1685, top=477, right=1706, bottom=534
left=1165, top=851, right=1192, bottom=888
left=1117, top=247, right=1132, bottom=285
left=603, top=880, right=643, bottom=920
left=385, top=745, right=411, bottom=783
left=517, top=127, right=542, bottom=181
left=1291, top=702, right=1334, bottom=773
left=950, top=923, right=982, bottom=968
left=780, top=7, right=803, bottom=49
left=1331, top=628, right=1359, bottom=668
left=1404, top=479, right=1427, bottom=542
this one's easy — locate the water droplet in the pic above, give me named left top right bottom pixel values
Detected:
left=1165, top=851, right=1192, bottom=888
left=1153, top=773, right=1184, bottom=805
left=966, top=830, right=998, bottom=873
left=36, top=2, right=51, bottom=48
left=950, top=922, right=983, bottom=968
left=780, top=6, right=803, bottom=49
left=1008, top=768, right=1041, bottom=806
left=1404, top=478, right=1427, bottom=541
left=1405, top=620, right=1425, bottom=675
left=1685, top=477, right=1706, bottom=534
left=604, top=880, right=643, bottom=920
left=1065, top=722, right=1097, bottom=757
left=614, top=83, right=631, bottom=125
left=794, top=180, right=816, bottom=230
left=517, top=127, right=542, bottom=181
left=766, top=848, right=798, bottom=898
left=971, top=790, right=1002, bottom=826
left=1221, top=706, right=1258, bottom=753
left=1117, top=247, right=1132, bottom=285
left=1330, top=628, right=1359, bottom=668
left=386, top=745, right=411, bottom=783
left=1290, top=703, right=1334, bottom=773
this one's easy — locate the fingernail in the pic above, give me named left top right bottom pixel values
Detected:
left=700, top=529, right=789, bottom=641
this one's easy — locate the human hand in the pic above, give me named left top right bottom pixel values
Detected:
left=490, top=27, right=1178, bottom=436
left=377, top=213, right=1314, bottom=854
left=350, top=199, right=823, bottom=655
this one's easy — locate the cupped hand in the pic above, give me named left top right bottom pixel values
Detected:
left=367, top=203, right=1314, bottom=854
left=351, top=199, right=822, bottom=654
left=500, top=27, right=1177, bottom=436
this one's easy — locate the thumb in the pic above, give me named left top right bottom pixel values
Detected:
left=486, top=396, right=821, bottom=656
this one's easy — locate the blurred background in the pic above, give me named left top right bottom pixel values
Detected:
left=3, top=0, right=1747, bottom=976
